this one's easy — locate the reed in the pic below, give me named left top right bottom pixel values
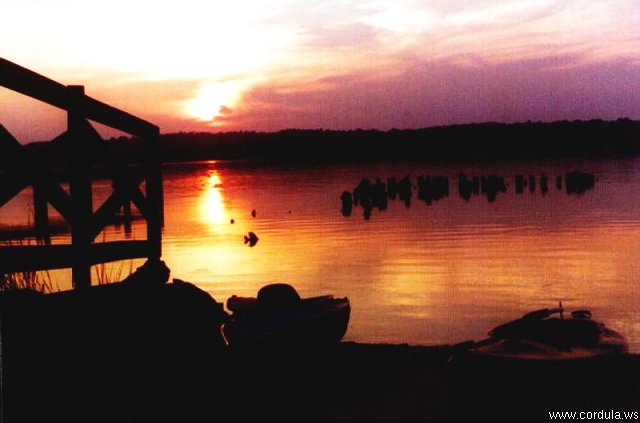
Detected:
left=93, top=233, right=135, bottom=284
left=0, top=239, right=55, bottom=293
left=94, top=260, right=134, bottom=285
left=0, top=269, right=54, bottom=293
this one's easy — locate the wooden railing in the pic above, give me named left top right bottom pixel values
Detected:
left=0, top=58, right=163, bottom=289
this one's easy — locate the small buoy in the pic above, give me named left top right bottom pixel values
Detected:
left=251, top=209, right=257, bottom=218
left=243, top=231, right=259, bottom=247
left=230, top=219, right=235, bottom=224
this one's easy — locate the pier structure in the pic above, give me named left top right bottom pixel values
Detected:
left=0, top=58, right=163, bottom=289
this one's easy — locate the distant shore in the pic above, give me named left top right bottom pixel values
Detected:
left=107, top=118, right=640, bottom=165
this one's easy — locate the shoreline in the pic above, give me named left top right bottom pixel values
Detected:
left=11, top=341, right=639, bottom=422
left=1, top=278, right=637, bottom=422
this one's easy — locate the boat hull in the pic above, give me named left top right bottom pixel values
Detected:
left=453, top=308, right=629, bottom=367
left=467, top=329, right=628, bottom=363
left=221, top=296, right=351, bottom=348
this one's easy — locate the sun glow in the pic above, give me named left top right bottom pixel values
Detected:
left=186, top=82, right=242, bottom=122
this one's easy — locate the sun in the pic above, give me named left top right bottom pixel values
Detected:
left=186, top=82, right=240, bottom=122
left=187, top=83, right=226, bottom=121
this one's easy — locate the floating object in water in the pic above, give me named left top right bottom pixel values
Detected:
left=340, top=191, right=353, bottom=217
left=251, top=209, right=257, bottom=218
left=243, top=231, right=259, bottom=246
left=222, top=283, right=351, bottom=347
left=230, top=219, right=235, bottom=224
left=565, top=171, right=595, bottom=195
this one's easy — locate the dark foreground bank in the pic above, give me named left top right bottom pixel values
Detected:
left=7, top=342, right=638, bottom=423
left=1, top=276, right=638, bottom=423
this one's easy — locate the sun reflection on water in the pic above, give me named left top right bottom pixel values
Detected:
left=203, top=172, right=226, bottom=225
left=159, top=160, right=640, bottom=352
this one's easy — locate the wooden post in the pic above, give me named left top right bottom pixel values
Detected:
left=33, top=182, right=50, bottom=244
left=68, top=85, right=92, bottom=289
left=123, top=199, right=132, bottom=237
left=144, top=127, right=163, bottom=262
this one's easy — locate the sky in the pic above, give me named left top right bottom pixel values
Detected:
left=1, top=0, right=640, bottom=141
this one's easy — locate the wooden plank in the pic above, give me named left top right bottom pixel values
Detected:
left=41, top=179, right=72, bottom=223
left=0, top=125, right=22, bottom=152
left=0, top=126, right=24, bottom=173
left=0, top=58, right=159, bottom=138
left=33, top=165, right=145, bottom=185
left=0, top=245, right=75, bottom=273
left=0, top=172, right=28, bottom=207
left=82, top=95, right=159, bottom=139
left=88, top=240, right=151, bottom=265
left=0, top=241, right=151, bottom=273
left=130, top=186, right=151, bottom=220
left=71, top=117, right=104, bottom=144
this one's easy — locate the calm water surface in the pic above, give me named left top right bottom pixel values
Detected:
left=2, top=158, right=639, bottom=351
left=162, top=158, right=640, bottom=352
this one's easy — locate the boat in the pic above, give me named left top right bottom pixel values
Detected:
left=220, top=283, right=351, bottom=348
left=457, top=306, right=628, bottom=363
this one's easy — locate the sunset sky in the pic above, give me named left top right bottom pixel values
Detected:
left=2, top=0, right=640, bottom=142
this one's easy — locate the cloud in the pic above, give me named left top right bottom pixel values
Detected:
left=218, top=105, right=233, bottom=115
left=3, top=0, right=640, bottom=135
left=214, top=55, right=640, bottom=131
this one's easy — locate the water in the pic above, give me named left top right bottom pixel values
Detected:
left=2, top=157, right=640, bottom=352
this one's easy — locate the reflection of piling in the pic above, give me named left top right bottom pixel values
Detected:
left=353, top=178, right=369, bottom=207
left=388, top=175, right=412, bottom=208
left=398, top=175, right=412, bottom=208
left=343, top=169, right=597, bottom=220
left=387, top=177, right=398, bottom=200
left=528, top=175, right=536, bottom=193
left=566, top=171, right=595, bottom=195
left=481, top=174, right=507, bottom=202
left=349, top=175, right=413, bottom=219
left=340, top=191, right=353, bottom=217
left=418, top=175, right=449, bottom=205
left=458, top=174, right=474, bottom=202
left=515, top=175, right=526, bottom=194
left=540, top=174, right=549, bottom=195
left=353, top=178, right=374, bottom=219
left=373, top=178, right=387, bottom=210
left=460, top=173, right=504, bottom=202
